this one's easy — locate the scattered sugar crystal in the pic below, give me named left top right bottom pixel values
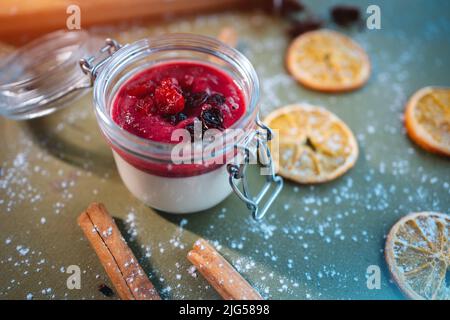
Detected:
left=187, top=266, right=197, bottom=278
left=179, top=219, right=188, bottom=228
left=102, top=226, right=113, bottom=237
left=16, top=245, right=30, bottom=256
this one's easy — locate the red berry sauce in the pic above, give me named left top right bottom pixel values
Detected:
left=112, top=61, right=246, bottom=143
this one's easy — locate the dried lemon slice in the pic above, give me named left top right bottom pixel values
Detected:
left=405, top=87, right=450, bottom=157
left=264, top=104, right=358, bottom=184
left=385, top=212, right=450, bottom=300
left=286, top=29, right=370, bottom=92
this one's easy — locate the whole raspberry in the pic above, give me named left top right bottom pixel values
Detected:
left=153, top=78, right=185, bottom=115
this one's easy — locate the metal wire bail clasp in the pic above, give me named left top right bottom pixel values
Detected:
left=227, top=113, right=283, bottom=221
left=79, top=38, right=122, bottom=85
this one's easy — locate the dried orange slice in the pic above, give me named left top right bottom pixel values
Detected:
left=264, top=104, right=358, bottom=184
left=385, top=212, right=449, bottom=300
left=286, top=29, right=370, bottom=92
left=404, top=87, right=450, bottom=157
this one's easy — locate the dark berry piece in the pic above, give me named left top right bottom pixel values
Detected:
left=185, top=91, right=209, bottom=109
left=166, top=114, right=178, bottom=125
left=207, top=93, right=226, bottom=106
left=201, top=107, right=224, bottom=130
left=287, top=18, right=324, bottom=38
left=280, top=0, right=305, bottom=16
left=177, top=112, right=188, bottom=122
left=165, top=112, right=189, bottom=125
left=98, top=284, right=114, bottom=297
left=331, top=6, right=361, bottom=27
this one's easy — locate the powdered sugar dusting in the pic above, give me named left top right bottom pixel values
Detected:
left=1, top=5, right=449, bottom=300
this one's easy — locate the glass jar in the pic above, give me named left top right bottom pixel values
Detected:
left=0, top=31, right=283, bottom=220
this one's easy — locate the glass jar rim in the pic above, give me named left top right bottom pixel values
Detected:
left=93, top=33, right=260, bottom=162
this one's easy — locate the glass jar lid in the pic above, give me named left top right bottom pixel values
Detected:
left=0, top=30, right=103, bottom=120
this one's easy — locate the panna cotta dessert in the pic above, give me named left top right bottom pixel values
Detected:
left=110, top=61, right=246, bottom=212
left=90, top=33, right=280, bottom=216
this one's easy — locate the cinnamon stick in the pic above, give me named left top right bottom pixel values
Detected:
left=77, top=203, right=160, bottom=300
left=187, top=238, right=263, bottom=300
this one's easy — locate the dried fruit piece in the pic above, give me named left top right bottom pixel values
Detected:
left=280, top=0, right=305, bottom=16
left=264, top=104, right=358, bottom=184
left=207, top=93, right=226, bottom=107
left=287, top=18, right=323, bottom=38
left=385, top=212, right=450, bottom=300
left=98, top=284, right=115, bottom=297
left=404, top=86, right=450, bottom=157
left=177, top=112, right=188, bottom=122
left=331, top=5, right=361, bottom=27
left=286, top=29, right=371, bottom=92
left=166, top=112, right=188, bottom=125
left=201, top=107, right=224, bottom=130
left=185, top=91, right=209, bottom=109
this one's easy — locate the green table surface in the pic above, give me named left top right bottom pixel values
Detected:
left=1, top=0, right=449, bottom=300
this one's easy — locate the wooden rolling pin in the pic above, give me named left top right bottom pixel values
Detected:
left=0, top=0, right=269, bottom=45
